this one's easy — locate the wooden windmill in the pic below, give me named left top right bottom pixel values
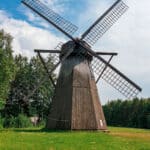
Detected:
left=22, top=0, right=142, bottom=130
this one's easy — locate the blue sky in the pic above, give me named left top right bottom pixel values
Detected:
left=0, top=0, right=150, bottom=103
left=0, top=0, right=89, bottom=30
left=0, top=0, right=23, bottom=19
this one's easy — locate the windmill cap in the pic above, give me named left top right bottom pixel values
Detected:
left=60, top=40, right=93, bottom=61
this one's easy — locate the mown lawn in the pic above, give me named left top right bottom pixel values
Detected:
left=0, top=127, right=149, bottom=150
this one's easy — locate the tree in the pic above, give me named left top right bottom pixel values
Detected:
left=27, top=55, right=55, bottom=119
left=0, top=29, right=16, bottom=108
left=103, top=98, right=150, bottom=129
left=4, top=54, right=55, bottom=120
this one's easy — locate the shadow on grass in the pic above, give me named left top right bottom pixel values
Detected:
left=12, top=128, right=72, bottom=133
left=12, top=128, right=109, bottom=134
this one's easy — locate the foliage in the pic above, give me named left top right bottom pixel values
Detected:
left=3, top=114, right=32, bottom=128
left=15, top=114, right=33, bottom=128
left=0, top=127, right=149, bottom=150
left=3, top=116, right=16, bottom=128
left=0, top=29, right=16, bottom=103
left=0, top=100, right=5, bottom=110
left=103, top=98, right=150, bottom=129
left=3, top=54, right=55, bottom=120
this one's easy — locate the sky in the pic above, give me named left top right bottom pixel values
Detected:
left=0, top=0, right=150, bottom=104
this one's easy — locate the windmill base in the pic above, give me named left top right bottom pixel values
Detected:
left=46, top=57, right=107, bottom=131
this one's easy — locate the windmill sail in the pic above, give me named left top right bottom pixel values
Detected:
left=81, top=0, right=128, bottom=46
left=91, top=56, right=141, bottom=98
left=21, top=0, right=78, bottom=39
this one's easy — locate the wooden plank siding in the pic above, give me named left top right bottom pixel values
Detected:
left=46, top=42, right=107, bottom=131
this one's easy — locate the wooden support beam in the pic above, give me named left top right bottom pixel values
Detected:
left=95, top=52, right=118, bottom=56
left=34, top=49, right=60, bottom=53
left=34, top=49, right=117, bottom=56
left=37, top=52, right=56, bottom=88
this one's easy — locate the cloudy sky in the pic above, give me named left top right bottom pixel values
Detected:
left=0, top=0, right=149, bottom=104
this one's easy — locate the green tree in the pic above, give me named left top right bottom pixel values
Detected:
left=0, top=29, right=16, bottom=108
left=4, top=54, right=55, bottom=120
left=103, top=98, right=150, bottom=129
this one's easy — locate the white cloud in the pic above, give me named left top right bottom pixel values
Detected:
left=41, top=0, right=69, bottom=13
left=0, top=10, right=64, bottom=58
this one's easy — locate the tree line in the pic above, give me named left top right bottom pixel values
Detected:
left=103, top=98, right=150, bottom=129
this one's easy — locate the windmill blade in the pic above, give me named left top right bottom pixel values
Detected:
left=91, top=56, right=141, bottom=99
left=96, top=55, right=114, bottom=83
left=81, top=0, right=129, bottom=46
left=21, top=0, right=78, bottom=40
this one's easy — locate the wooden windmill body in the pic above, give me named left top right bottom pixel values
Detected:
left=22, top=0, right=142, bottom=131
left=46, top=41, right=107, bottom=130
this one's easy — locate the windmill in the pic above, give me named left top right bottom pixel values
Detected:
left=21, top=0, right=142, bottom=130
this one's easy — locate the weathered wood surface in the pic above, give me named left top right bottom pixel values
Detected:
left=46, top=42, right=107, bottom=130
left=71, top=60, right=107, bottom=130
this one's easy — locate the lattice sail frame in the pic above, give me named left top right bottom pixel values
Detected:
left=82, top=0, right=129, bottom=46
left=22, top=0, right=78, bottom=36
left=91, top=57, right=140, bottom=98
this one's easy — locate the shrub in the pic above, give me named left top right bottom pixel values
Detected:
left=3, top=116, right=16, bottom=128
left=3, top=114, right=33, bottom=128
left=15, top=114, right=32, bottom=128
left=38, top=119, right=46, bottom=127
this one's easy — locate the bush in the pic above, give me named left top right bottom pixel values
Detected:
left=16, top=114, right=33, bottom=128
left=3, top=116, right=15, bottom=128
left=38, top=119, right=46, bottom=127
left=3, top=114, right=33, bottom=128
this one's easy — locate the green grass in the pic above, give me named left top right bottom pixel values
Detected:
left=0, top=127, right=150, bottom=150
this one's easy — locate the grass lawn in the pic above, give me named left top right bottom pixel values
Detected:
left=0, top=127, right=150, bottom=150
